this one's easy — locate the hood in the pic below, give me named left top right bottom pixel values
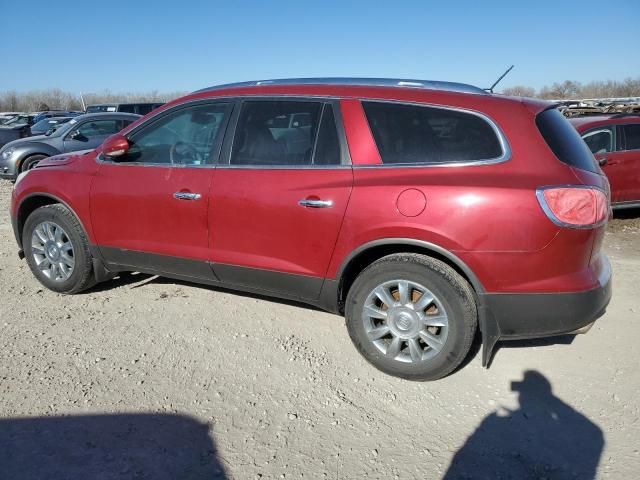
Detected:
left=35, top=149, right=93, bottom=168
left=1, top=134, right=49, bottom=150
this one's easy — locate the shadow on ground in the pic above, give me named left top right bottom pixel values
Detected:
left=0, top=413, right=227, bottom=479
left=86, top=271, right=323, bottom=312
left=443, top=370, right=604, bottom=480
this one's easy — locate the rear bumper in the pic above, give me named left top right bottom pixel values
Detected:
left=479, top=255, right=612, bottom=365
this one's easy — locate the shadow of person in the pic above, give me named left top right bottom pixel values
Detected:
left=0, top=413, right=227, bottom=479
left=443, top=370, right=604, bottom=480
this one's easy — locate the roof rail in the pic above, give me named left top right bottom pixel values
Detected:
left=195, top=77, right=487, bottom=95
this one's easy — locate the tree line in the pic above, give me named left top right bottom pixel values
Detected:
left=1, top=77, right=639, bottom=112
left=501, top=77, right=640, bottom=99
left=0, top=89, right=186, bottom=112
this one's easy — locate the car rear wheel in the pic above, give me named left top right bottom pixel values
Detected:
left=345, top=253, right=477, bottom=381
left=20, top=154, right=48, bottom=172
left=23, top=204, right=95, bottom=294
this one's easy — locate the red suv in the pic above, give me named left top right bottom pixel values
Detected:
left=569, top=114, right=640, bottom=209
left=10, top=78, right=612, bottom=380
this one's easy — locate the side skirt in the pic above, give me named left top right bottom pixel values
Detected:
left=94, top=246, right=341, bottom=314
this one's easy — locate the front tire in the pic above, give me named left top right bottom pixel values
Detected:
left=345, top=253, right=477, bottom=381
left=23, top=204, right=95, bottom=294
left=20, top=154, right=48, bottom=172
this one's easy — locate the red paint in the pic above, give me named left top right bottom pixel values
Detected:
left=569, top=115, right=640, bottom=204
left=11, top=82, right=610, bottom=298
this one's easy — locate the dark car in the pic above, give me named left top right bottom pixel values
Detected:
left=0, top=112, right=139, bottom=178
left=85, top=102, right=164, bottom=116
left=9, top=78, right=612, bottom=380
left=569, top=113, right=640, bottom=208
left=0, top=114, right=37, bottom=148
left=29, top=116, right=74, bottom=136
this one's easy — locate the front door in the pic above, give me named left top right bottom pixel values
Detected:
left=210, top=99, right=353, bottom=299
left=90, top=101, right=232, bottom=279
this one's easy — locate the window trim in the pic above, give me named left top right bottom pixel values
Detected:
left=357, top=99, right=511, bottom=169
left=96, top=99, right=234, bottom=168
left=617, top=122, right=640, bottom=152
left=218, top=96, right=352, bottom=170
left=581, top=126, right=615, bottom=155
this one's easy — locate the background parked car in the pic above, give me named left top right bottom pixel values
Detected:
left=29, top=116, right=74, bottom=136
left=0, top=114, right=37, bottom=148
left=570, top=114, right=640, bottom=208
left=0, top=112, right=22, bottom=125
left=31, top=110, right=82, bottom=125
left=0, top=112, right=139, bottom=178
left=85, top=102, right=163, bottom=116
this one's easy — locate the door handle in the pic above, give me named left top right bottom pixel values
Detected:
left=298, top=199, right=333, bottom=208
left=173, top=192, right=201, bottom=201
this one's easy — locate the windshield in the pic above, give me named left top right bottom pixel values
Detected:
left=86, top=105, right=116, bottom=113
left=31, top=117, right=71, bottom=132
left=48, top=117, right=79, bottom=136
left=2, top=115, right=30, bottom=126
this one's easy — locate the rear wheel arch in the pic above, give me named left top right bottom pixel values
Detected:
left=337, top=239, right=485, bottom=311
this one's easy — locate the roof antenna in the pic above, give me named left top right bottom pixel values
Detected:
left=485, top=65, right=514, bottom=93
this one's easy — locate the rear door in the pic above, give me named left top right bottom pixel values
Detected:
left=209, top=98, right=352, bottom=299
left=613, top=123, right=640, bottom=203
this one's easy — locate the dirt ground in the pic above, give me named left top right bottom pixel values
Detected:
left=0, top=179, right=638, bottom=479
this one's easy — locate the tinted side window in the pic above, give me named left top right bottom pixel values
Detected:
left=125, top=103, right=228, bottom=165
left=622, top=124, right=640, bottom=150
left=118, top=105, right=136, bottom=114
left=362, top=101, right=503, bottom=164
left=76, top=120, right=120, bottom=138
left=582, top=128, right=613, bottom=154
left=536, top=109, right=598, bottom=173
left=231, top=101, right=323, bottom=166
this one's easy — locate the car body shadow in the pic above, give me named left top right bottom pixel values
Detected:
left=443, top=370, right=604, bottom=479
left=85, top=271, right=324, bottom=312
left=0, top=413, right=227, bottom=479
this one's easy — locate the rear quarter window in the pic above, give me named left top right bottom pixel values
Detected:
left=536, top=109, right=598, bottom=173
left=362, top=101, right=504, bottom=165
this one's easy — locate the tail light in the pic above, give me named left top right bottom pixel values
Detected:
left=536, top=186, right=609, bottom=228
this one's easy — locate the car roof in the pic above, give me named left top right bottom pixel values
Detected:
left=171, top=77, right=552, bottom=116
left=196, top=77, right=488, bottom=95
left=86, top=102, right=163, bottom=107
left=72, top=112, right=142, bottom=121
left=568, top=114, right=640, bottom=131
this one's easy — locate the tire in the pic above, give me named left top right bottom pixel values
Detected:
left=20, top=154, right=48, bottom=172
left=23, top=204, right=95, bottom=294
left=345, top=253, right=477, bottom=381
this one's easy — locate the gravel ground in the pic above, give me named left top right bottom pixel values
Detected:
left=0, top=180, right=638, bottom=479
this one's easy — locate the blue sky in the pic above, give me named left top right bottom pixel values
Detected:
left=1, top=0, right=638, bottom=94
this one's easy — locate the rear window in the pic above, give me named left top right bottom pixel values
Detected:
left=362, top=101, right=503, bottom=164
left=536, top=108, right=598, bottom=173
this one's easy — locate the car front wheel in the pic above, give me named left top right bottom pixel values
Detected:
left=20, top=154, right=48, bottom=172
left=345, top=253, right=477, bottom=381
left=23, top=204, right=95, bottom=294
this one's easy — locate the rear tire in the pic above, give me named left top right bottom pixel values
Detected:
left=345, top=253, right=477, bottom=381
left=23, top=204, right=95, bottom=294
left=20, top=154, right=48, bottom=172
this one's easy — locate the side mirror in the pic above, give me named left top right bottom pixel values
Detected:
left=69, top=130, right=84, bottom=140
left=45, top=128, right=55, bottom=136
left=102, top=133, right=129, bottom=158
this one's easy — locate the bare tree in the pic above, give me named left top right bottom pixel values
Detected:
left=501, top=86, right=536, bottom=97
